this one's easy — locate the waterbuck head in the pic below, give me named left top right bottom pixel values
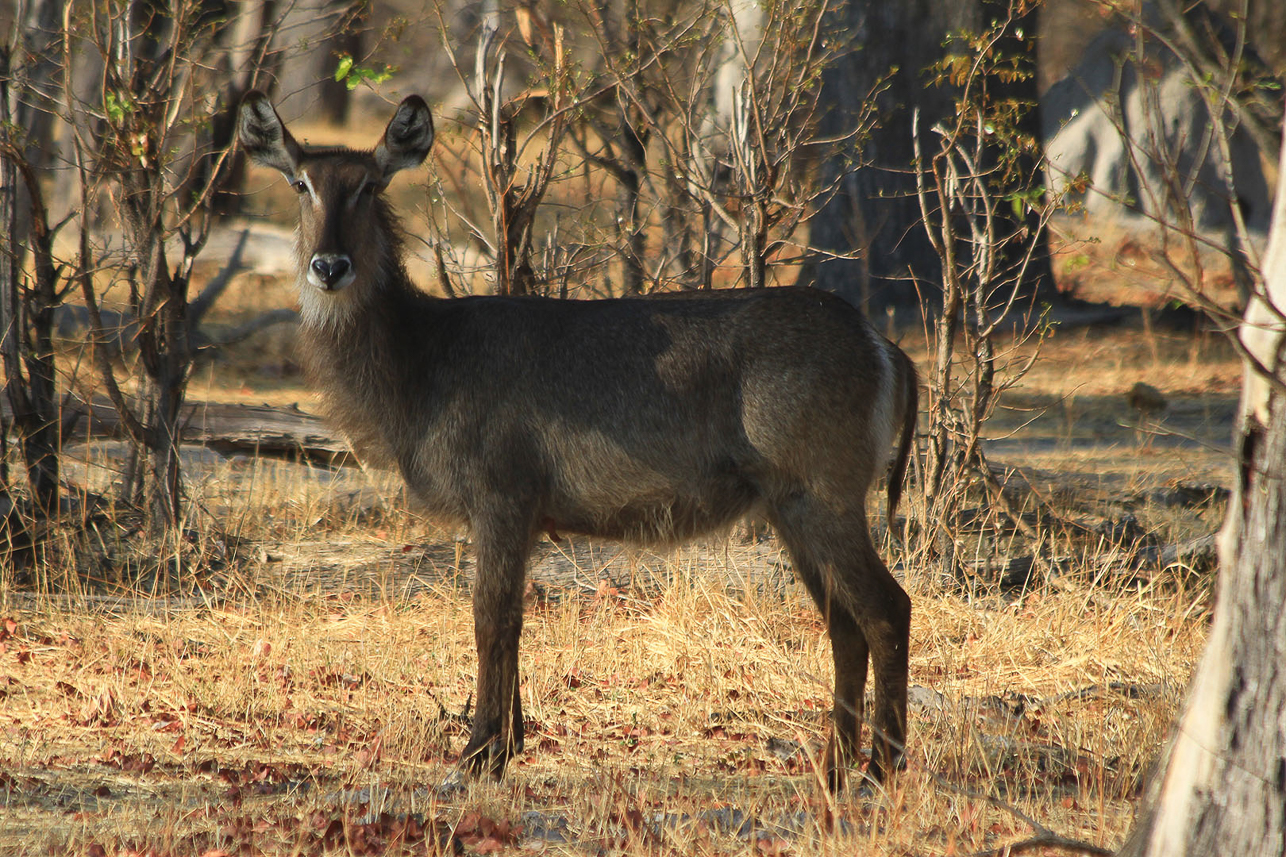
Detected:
left=237, top=91, right=434, bottom=320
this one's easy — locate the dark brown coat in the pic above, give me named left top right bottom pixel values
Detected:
left=238, top=91, right=918, bottom=788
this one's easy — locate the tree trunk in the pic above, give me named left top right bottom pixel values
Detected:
left=0, top=41, right=16, bottom=503
left=591, top=0, right=647, bottom=294
left=133, top=242, right=194, bottom=534
left=1, top=29, right=62, bottom=515
left=801, top=0, right=1055, bottom=313
left=318, top=0, right=361, bottom=126
left=205, top=0, right=281, bottom=218
left=1118, top=103, right=1286, bottom=857
left=801, top=0, right=966, bottom=311
left=5, top=0, right=61, bottom=251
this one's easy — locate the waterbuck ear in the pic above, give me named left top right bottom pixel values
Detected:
left=374, top=95, right=434, bottom=180
left=237, top=90, right=303, bottom=177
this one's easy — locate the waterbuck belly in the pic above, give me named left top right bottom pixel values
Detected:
left=548, top=456, right=762, bottom=544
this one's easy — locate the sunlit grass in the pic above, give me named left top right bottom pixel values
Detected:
left=0, top=512, right=1205, bottom=854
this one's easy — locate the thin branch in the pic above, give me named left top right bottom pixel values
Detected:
left=968, top=833, right=1114, bottom=857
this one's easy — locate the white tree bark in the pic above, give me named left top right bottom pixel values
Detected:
left=1119, top=106, right=1286, bottom=857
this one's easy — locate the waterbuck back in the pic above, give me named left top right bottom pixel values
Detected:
left=238, top=91, right=918, bottom=790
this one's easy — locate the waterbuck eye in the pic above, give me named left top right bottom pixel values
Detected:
left=291, top=179, right=307, bottom=194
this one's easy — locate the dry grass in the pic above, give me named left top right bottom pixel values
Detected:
left=0, top=473, right=1209, bottom=855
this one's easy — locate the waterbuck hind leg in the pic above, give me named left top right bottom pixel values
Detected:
left=770, top=498, right=911, bottom=788
left=779, top=544, right=871, bottom=790
left=461, top=522, right=531, bottom=779
left=849, top=539, right=910, bottom=783
left=824, top=610, right=870, bottom=790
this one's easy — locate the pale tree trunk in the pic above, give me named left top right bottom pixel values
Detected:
left=1118, top=108, right=1286, bottom=856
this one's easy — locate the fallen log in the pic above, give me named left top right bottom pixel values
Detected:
left=3, top=397, right=354, bottom=467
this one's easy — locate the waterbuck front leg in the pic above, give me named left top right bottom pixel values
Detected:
left=461, top=514, right=533, bottom=778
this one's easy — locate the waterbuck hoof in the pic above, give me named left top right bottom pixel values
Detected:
left=864, top=748, right=907, bottom=786
left=825, top=738, right=906, bottom=792
left=461, top=733, right=515, bottom=779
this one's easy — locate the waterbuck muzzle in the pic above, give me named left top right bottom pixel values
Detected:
left=309, top=254, right=353, bottom=292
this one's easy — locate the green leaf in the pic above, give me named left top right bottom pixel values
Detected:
left=333, top=54, right=396, bottom=91
left=334, top=54, right=354, bottom=83
left=104, top=91, right=133, bottom=123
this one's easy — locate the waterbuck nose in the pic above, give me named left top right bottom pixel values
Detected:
left=309, top=254, right=352, bottom=290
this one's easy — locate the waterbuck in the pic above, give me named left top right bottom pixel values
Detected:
left=237, top=91, right=918, bottom=788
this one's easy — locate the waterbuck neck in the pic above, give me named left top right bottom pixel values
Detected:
left=297, top=272, right=441, bottom=470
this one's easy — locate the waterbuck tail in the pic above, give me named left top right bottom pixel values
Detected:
left=885, top=355, right=919, bottom=526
